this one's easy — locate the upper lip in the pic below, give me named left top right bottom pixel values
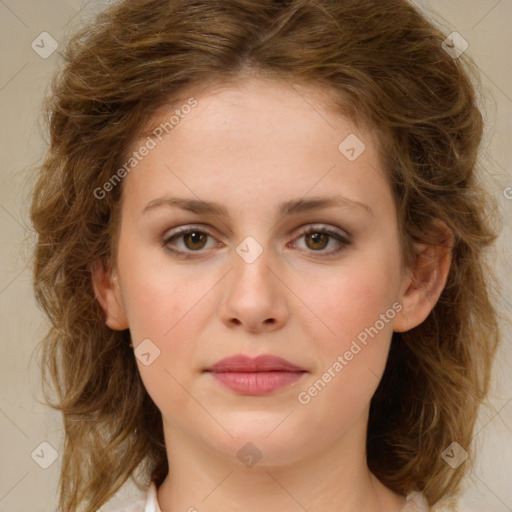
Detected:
left=205, top=354, right=306, bottom=373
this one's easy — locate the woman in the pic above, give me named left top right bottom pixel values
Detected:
left=29, top=0, right=500, bottom=511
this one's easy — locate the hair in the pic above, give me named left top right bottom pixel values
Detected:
left=29, top=0, right=501, bottom=511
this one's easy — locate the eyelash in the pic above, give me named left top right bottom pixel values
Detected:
left=162, top=224, right=351, bottom=259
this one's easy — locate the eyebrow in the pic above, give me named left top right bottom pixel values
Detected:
left=141, top=194, right=373, bottom=218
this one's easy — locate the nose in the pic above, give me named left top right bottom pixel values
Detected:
left=219, top=239, right=290, bottom=334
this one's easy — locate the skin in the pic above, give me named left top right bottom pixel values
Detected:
left=93, top=76, right=453, bottom=512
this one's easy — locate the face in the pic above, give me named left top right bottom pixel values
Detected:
left=94, top=77, right=431, bottom=467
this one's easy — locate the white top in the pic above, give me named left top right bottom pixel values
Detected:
left=111, top=481, right=442, bottom=512
left=112, top=481, right=160, bottom=512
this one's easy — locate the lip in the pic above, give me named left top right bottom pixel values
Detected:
left=204, top=354, right=307, bottom=396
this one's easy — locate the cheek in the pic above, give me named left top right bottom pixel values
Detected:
left=293, top=253, right=401, bottom=406
left=120, top=262, right=214, bottom=421
left=118, top=251, right=218, bottom=393
left=299, top=259, right=400, bottom=344
left=294, top=279, right=396, bottom=434
left=118, top=247, right=212, bottom=340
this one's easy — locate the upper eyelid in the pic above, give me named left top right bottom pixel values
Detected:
left=295, top=223, right=349, bottom=237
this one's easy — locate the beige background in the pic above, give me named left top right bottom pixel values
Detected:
left=0, top=1, right=510, bottom=511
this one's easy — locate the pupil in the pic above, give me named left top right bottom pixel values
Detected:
left=186, top=231, right=206, bottom=249
left=308, top=232, right=327, bottom=250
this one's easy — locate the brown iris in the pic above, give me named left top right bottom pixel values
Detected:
left=183, top=231, right=208, bottom=250
left=305, top=232, right=329, bottom=250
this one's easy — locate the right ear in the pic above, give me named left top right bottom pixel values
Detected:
left=90, top=258, right=129, bottom=330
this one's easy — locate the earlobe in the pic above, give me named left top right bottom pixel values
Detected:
left=393, top=221, right=454, bottom=333
left=90, top=259, right=129, bottom=331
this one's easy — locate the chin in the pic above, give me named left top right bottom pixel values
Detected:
left=191, top=412, right=316, bottom=467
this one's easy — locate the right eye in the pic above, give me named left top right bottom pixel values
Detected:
left=162, top=225, right=222, bottom=258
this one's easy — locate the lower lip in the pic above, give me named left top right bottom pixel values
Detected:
left=209, top=371, right=305, bottom=395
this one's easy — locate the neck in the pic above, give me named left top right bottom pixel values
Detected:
left=156, top=418, right=406, bottom=512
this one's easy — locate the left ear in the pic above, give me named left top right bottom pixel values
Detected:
left=393, top=220, right=454, bottom=333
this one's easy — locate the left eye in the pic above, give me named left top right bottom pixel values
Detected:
left=162, top=225, right=350, bottom=257
left=290, top=225, right=350, bottom=254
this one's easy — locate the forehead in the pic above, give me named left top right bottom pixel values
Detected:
left=138, top=76, right=368, bottom=145
left=120, top=77, right=391, bottom=220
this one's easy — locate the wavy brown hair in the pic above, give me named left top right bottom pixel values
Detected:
left=29, top=0, right=501, bottom=511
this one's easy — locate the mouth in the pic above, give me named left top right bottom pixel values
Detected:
left=204, top=354, right=307, bottom=396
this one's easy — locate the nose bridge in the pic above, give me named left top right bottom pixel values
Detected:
left=232, top=234, right=273, bottom=291
left=219, top=232, right=288, bottom=331
left=235, top=234, right=266, bottom=267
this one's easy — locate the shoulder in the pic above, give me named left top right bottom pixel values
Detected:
left=403, top=491, right=432, bottom=511
left=104, top=481, right=161, bottom=512
left=404, top=491, right=466, bottom=512
left=108, top=499, right=146, bottom=512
